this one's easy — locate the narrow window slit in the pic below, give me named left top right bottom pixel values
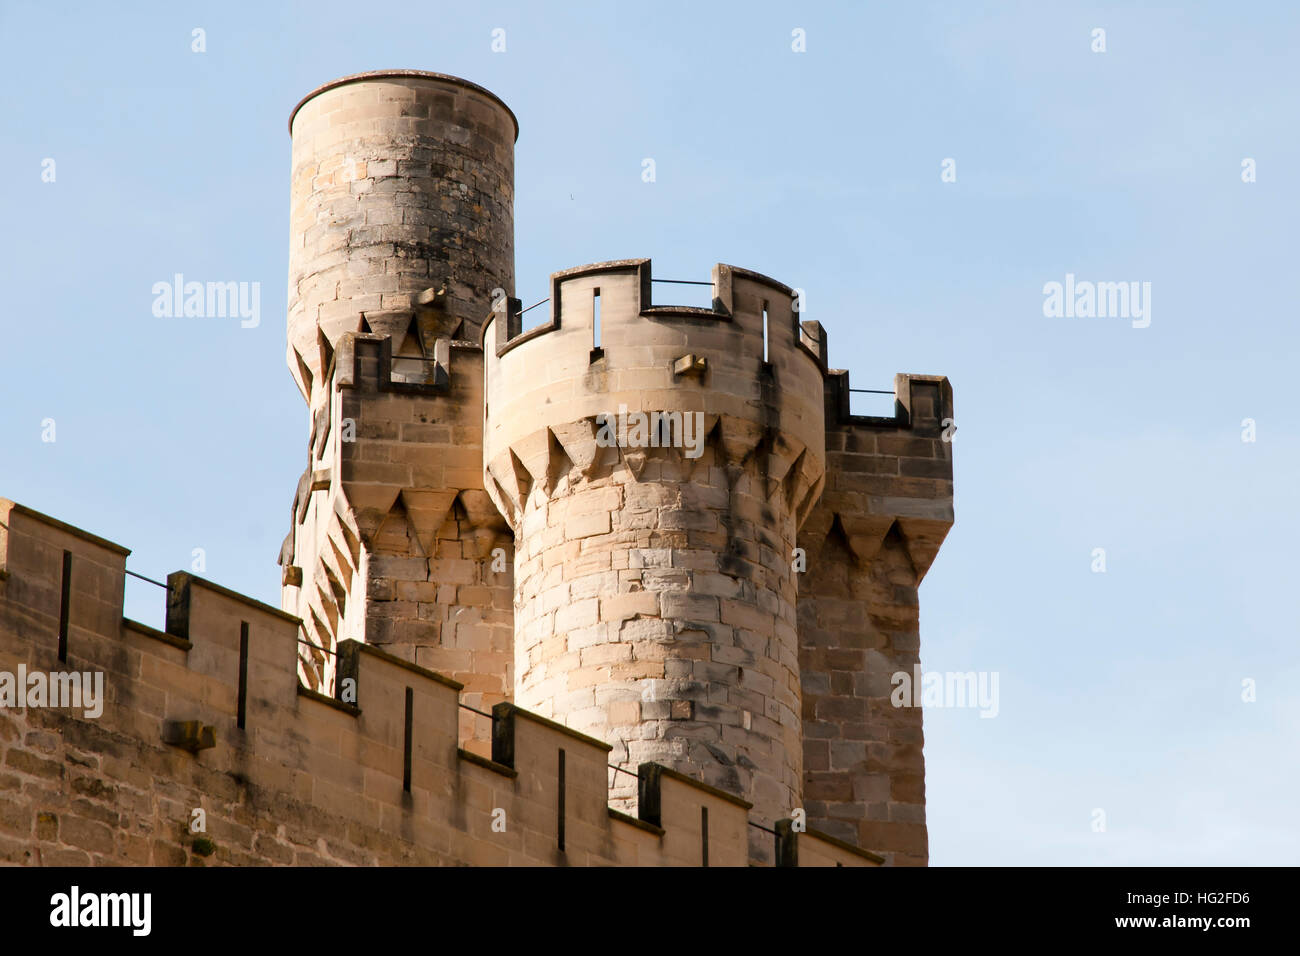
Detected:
left=237, top=622, right=249, bottom=729
left=403, top=687, right=414, bottom=792
left=590, top=289, right=603, bottom=363
left=762, top=305, right=770, bottom=364
left=57, top=550, right=72, bottom=662
left=701, top=806, right=710, bottom=867
left=557, top=748, right=567, bottom=852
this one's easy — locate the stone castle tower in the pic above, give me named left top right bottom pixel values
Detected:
left=0, top=70, right=950, bottom=868
left=280, top=71, right=519, bottom=748
left=276, top=70, right=955, bottom=866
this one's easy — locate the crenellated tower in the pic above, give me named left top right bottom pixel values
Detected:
left=796, top=366, right=954, bottom=866
left=275, top=70, right=954, bottom=863
left=482, top=260, right=827, bottom=852
left=0, top=68, right=953, bottom=870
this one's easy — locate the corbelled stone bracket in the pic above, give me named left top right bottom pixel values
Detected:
left=673, top=354, right=708, bottom=378
left=161, top=720, right=216, bottom=754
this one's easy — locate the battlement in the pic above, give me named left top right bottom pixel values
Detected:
left=483, top=259, right=824, bottom=426
left=805, top=371, right=955, bottom=578
left=0, top=498, right=877, bottom=866
left=487, top=259, right=814, bottom=355
left=0, top=69, right=958, bottom=870
left=280, top=317, right=514, bottom=752
left=481, top=259, right=829, bottom=523
left=318, top=330, right=492, bottom=529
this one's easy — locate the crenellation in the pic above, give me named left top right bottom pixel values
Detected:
left=0, top=69, right=950, bottom=868
left=482, top=293, right=824, bottom=860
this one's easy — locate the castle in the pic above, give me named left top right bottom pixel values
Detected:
left=0, top=71, right=953, bottom=866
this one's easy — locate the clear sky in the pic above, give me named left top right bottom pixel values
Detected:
left=2, top=1, right=1295, bottom=865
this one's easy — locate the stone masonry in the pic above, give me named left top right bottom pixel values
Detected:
left=482, top=261, right=826, bottom=859
left=0, top=70, right=953, bottom=867
left=280, top=73, right=518, bottom=750
left=0, top=500, right=876, bottom=866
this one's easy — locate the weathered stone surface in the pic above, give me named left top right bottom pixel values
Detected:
left=483, top=260, right=839, bottom=863
left=280, top=74, right=517, bottom=753
left=0, top=71, right=951, bottom=870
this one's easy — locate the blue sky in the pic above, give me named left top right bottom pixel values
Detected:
left=2, top=1, right=1296, bottom=865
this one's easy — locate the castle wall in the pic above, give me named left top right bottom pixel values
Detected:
left=0, top=500, right=875, bottom=867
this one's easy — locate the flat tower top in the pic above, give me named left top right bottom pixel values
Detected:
left=288, top=69, right=518, bottom=139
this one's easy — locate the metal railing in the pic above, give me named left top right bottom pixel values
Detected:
left=459, top=702, right=494, bottom=721
left=606, top=760, right=781, bottom=843
left=125, top=568, right=168, bottom=590
left=123, top=566, right=169, bottom=633
left=296, top=636, right=338, bottom=698
left=457, top=701, right=495, bottom=754
left=509, top=277, right=713, bottom=327
left=607, top=763, right=638, bottom=790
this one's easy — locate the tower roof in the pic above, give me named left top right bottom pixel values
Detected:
left=288, top=69, right=519, bottom=140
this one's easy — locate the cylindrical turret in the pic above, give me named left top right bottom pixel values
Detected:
left=287, top=70, right=517, bottom=405
left=483, top=259, right=827, bottom=838
left=280, top=72, right=518, bottom=753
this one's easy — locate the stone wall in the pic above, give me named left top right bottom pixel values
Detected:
left=281, top=331, right=513, bottom=754
left=0, top=499, right=876, bottom=867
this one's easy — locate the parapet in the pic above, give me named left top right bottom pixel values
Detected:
left=481, top=258, right=828, bottom=523
left=0, top=498, right=877, bottom=866
left=802, top=368, right=955, bottom=579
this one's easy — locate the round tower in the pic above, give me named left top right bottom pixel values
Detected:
left=287, top=70, right=517, bottom=406
left=280, top=72, right=518, bottom=750
left=482, top=259, right=827, bottom=834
